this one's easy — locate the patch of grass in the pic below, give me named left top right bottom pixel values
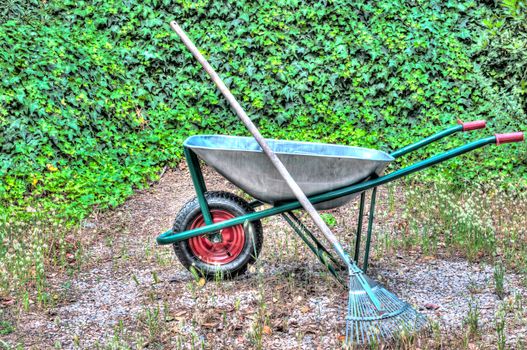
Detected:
left=0, top=320, right=14, bottom=336
left=0, top=210, right=81, bottom=309
left=96, top=319, right=146, bottom=350
left=378, top=179, right=527, bottom=272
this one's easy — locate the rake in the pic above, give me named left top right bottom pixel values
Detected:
left=282, top=212, right=427, bottom=344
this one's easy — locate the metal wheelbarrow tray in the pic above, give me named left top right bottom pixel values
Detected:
left=185, top=135, right=394, bottom=209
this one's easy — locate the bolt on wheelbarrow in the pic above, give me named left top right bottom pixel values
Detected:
left=156, top=21, right=525, bottom=346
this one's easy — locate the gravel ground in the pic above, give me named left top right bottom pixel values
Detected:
left=3, top=166, right=526, bottom=349
left=379, top=259, right=527, bottom=341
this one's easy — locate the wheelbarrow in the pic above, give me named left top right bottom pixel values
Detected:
left=157, top=126, right=524, bottom=275
left=157, top=22, right=525, bottom=345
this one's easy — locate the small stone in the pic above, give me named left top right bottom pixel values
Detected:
left=424, top=303, right=440, bottom=310
left=263, top=325, right=272, bottom=335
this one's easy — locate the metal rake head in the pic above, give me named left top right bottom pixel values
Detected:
left=345, top=274, right=428, bottom=346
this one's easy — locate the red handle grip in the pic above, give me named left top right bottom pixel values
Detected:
left=495, top=132, right=524, bottom=145
left=457, top=119, right=487, bottom=131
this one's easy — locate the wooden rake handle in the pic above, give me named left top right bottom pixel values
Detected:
left=170, top=21, right=384, bottom=313
left=169, top=21, right=349, bottom=263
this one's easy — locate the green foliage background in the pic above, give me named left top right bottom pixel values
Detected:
left=473, top=0, right=527, bottom=115
left=0, top=0, right=526, bottom=220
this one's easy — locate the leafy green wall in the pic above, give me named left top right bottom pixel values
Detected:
left=0, top=0, right=525, bottom=220
left=472, top=0, right=527, bottom=116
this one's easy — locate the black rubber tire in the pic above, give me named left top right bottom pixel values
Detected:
left=173, top=191, right=263, bottom=279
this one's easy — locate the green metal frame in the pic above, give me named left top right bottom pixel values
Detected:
left=281, top=212, right=345, bottom=284
left=158, top=124, right=494, bottom=276
left=353, top=192, right=366, bottom=264
left=362, top=188, right=378, bottom=273
left=390, top=125, right=462, bottom=159
left=184, top=147, right=213, bottom=226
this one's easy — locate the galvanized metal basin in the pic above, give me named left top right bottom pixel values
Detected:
left=184, top=135, right=394, bottom=209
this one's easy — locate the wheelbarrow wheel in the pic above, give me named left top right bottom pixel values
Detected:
left=173, top=191, right=263, bottom=279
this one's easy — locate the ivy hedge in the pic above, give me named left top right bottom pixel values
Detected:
left=0, top=0, right=526, bottom=220
left=471, top=0, right=527, bottom=115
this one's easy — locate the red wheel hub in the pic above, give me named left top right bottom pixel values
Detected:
left=188, top=210, right=245, bottom=264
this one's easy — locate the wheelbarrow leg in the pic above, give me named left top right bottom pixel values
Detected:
left=362, top=187, right=378, bottom=273
left=353, top=192, right=366, bottom=264
left=281, top=212, right=345, bottom=285
left=184, top=147, right=214, bottom=226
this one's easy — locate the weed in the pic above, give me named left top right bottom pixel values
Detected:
left=496, top=305, right=506, bottom=350
left=430, top=320, right=442, bottom=346
left=246, top=248, right=270, bottom=350
left=151, top=271, right=160, bottom=285
left=320, top=213, right=337, bottom=228
left=0, top=320, right=14, bottom=336
left=141, top=305, right=163, bottom=343
left=464, top=298, right=480, bottom=337
left=494, top=261, right=506, bottom=300
left=131, top=274, right=140, bottom=286
left=72, top=335, right=80, bottom=348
